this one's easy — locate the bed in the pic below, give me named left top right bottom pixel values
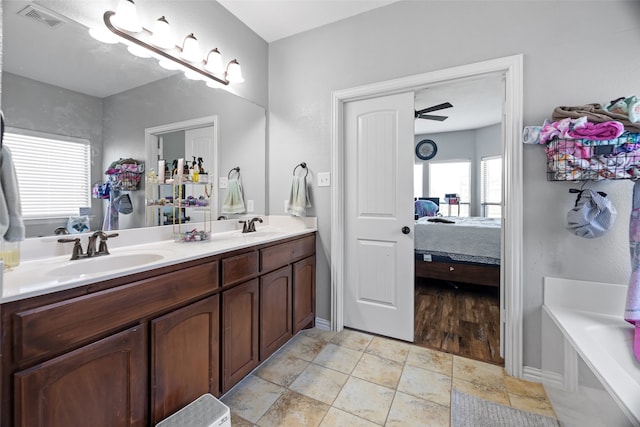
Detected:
left=414, top=216, right=501, bottom=287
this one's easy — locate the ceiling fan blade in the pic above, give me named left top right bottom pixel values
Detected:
left=415, top=102, right=453, bottom=115
left=417, top=114, right=448, bottom=121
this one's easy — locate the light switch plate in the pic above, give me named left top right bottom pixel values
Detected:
left=284, top=199, right=289, bottom=212
left=247, top=200, right=254, bottom=212
left=317, top=172, right=330, bottom=187
left=219, top=177, right=228, bottom=189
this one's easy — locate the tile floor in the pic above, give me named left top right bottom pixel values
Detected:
left=221, top=328, right=557, bottom=426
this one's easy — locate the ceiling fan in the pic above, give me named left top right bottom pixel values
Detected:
left=414, top=102, right=453, bottom=121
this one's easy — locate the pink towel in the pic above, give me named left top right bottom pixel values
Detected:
left=625, top=180, right=640, bottom=361
left=566, top=121, right=624, bottom=141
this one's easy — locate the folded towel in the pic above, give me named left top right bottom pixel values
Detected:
left=286, top=175, right=311, bottom=217
left=522, top=126, right=543, bottom=144
left=626, top=180, right=640, bottom=362
left=566, top=120, right=624, bottom=140
left=222, top=178, right=246, bottom=214
left=552, top=104, right=640, bottom=132
left=0, top=146, right=25, bottom=242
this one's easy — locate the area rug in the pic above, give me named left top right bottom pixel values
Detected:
left=451, top=389, right=559, bottom=427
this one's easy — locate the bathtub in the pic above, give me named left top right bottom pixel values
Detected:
left=543, top=277, right=640, bottom=426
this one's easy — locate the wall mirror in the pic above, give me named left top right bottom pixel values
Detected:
left=1, top=0, right=267, bottom=237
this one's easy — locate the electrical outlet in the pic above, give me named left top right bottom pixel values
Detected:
left=247, top=200, right=254, bottom=212
left=219, top=177, right=228, bottom=189
left=284, top=199, right=289, bottom=212
left=317, top=172, right=330, bottom=187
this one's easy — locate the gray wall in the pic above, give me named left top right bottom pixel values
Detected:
left=416, top=124, right=501, bottom=216
left=268, top=0, right=640, bottom=370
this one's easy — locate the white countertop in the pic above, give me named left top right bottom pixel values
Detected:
left=1, top=216, right=317, bottom=303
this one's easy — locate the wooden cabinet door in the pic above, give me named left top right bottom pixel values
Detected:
left=222, top=279, right=259, bottom=392
left=260, top=266, right=293, bottom=360
left=293, top=255, right=316, bottom=334
left=151, top=295, right=220, bottom=424
left=14, top=325, right=147, bottom=427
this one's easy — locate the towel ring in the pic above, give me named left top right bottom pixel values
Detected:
left=293, top=162, right=308, bottom=178
left=0, top=110, right=4, bottom=149
left=228, top=166, right=240, bottom=179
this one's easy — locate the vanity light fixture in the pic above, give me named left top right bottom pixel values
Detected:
left=94, top=0, right=243, bottom=87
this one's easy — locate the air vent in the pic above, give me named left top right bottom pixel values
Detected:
left=17, top=4, right=67, bottom=29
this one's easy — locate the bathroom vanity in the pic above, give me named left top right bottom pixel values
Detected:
left=0, top=224, right=316, bottom=426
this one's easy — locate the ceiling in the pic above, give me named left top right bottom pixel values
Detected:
left=3, top=0, right=503, bottom=134
left=218, top=0, right=401, bottom=43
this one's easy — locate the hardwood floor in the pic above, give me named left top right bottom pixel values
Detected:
left=414, top=277, right=504, bottom=365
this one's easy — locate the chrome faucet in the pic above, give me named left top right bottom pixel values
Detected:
left=239, top=217, right=263, bottom=233
left=57, top=237, right=83, bottom=260
left=247, top=217, right=263, bottom=232
left=58, top=232, right=119, bottom=260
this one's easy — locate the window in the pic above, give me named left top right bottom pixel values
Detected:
left=428, top=161, right=470, bottom=216
left=5, top=129, right=91, bottom=219
left=481, top=156, right=502, bottom=218
left=413, top=163, right=423, bottom=199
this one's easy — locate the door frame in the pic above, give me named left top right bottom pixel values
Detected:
left=330, top=55, right=524, bottom=377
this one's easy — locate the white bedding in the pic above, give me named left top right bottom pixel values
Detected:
left=414, top=216, right=501, bottom=264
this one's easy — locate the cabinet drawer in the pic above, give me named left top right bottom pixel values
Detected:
left=260, top=234, right=315, bottom=273
left=13, top=261, right=218, bottom=365
left=222, top=251, right=258, bottom=287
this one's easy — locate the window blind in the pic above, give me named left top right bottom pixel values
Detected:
left=4, top=130, right=91, bottom=219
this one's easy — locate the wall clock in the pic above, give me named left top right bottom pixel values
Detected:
left=415, top=139, right=437, bottom=160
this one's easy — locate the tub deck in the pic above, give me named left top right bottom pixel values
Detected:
left=544, top=277, right=640, bottom=426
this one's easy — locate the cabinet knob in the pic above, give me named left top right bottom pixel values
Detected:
left=449, top=266, right=455, bottom=271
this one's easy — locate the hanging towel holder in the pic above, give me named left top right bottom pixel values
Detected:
left=293, top=162, right=308, bottom=178
left=228, top=167, right=240, bottom=179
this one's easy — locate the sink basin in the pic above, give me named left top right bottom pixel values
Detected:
left=242, top=230, right=283, bottom=239
left=49, top=253, right=165, bottom=277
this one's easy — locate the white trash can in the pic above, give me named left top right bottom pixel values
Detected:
left=155, top=393, right=231, bottom=427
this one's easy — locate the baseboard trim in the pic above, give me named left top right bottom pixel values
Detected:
left=523, top=366, right=565, bottom=389
left=315, top=317, right=331, bottom=331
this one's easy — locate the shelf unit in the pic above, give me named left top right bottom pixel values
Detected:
left=145, top=176, right=213, bottom=241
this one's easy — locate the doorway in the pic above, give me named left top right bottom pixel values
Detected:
left=331, top=55, right=524, bottom=377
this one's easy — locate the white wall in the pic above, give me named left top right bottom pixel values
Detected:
left=268, top=0, right=640, bottom=370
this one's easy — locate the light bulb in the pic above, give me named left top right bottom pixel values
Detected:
left=159, top=59, right=180, bottom=70
left=184, top=70, right=204, bottom=80
left=113, top=0, right=142, bottom=33
left=181, top=33, right=201, bottom=63
left=204, top=48, right=224, bottom=74
left=128, top=44, right=151, bottom=58
left=88, top=27, right=118, bottom=44
left=225, top=59, right=244, bottom=83
left=150, top=16, right=174, bottom=49
left=206, top=80, right=225, bottom=89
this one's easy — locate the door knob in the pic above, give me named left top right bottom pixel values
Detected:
left=401, top=226, right=410, bottom=234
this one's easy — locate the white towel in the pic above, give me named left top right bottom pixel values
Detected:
left=286, top=175, right=311, bottom=217
left=0, top=146, right=25, bottom=242
left=222, top=178, right=246, bottom=214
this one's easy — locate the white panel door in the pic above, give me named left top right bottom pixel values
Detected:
left=344, top=92, right=415, bottom=342
left=185, top=126, right=214, bottom=165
